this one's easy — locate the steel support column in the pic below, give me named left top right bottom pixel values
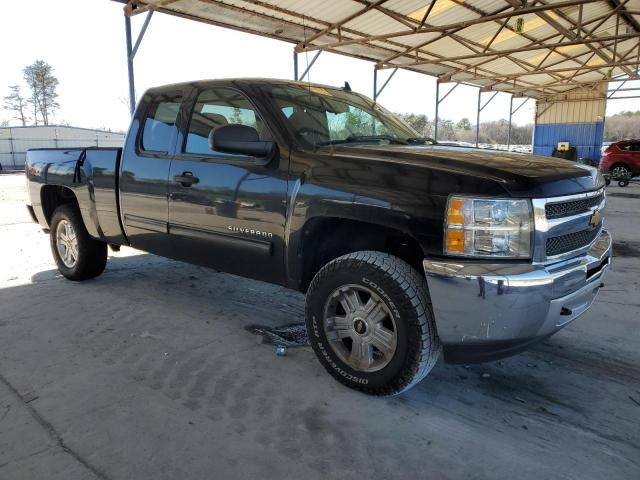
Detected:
left=434, top=81, right=459, bottom=142
left=373, top=67, right=398, bottom=101
left=434, top=81, right=439, bottom=141
left=475, top=90, right=499, bottom=147
left=507, top=97, right=530, bottom=148
left=125, top=14, right=136, bottom=115
left=373, top=68, right=377, bottom=101
left=508, top=96, right=513, bottom=149
left=475, top=90, right=481, bottom=147
left=293, top=50, right=299, bottom=81
left=124, top=9, right=154, bottom=115
left=298, top=51, right=322, bottom=82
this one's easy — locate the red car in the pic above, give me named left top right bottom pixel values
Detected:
left=599, top=140, right=640, bottom=177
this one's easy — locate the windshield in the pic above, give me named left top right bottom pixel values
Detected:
left=264, top=84, right=419, bottom=147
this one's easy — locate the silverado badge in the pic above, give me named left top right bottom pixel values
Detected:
left=227, top=225, right=273, bottom=239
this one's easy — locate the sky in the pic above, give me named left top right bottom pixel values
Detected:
left=1, top=0, right=638, bottom=132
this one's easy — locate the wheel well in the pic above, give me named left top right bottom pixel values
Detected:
left=609, top=162, right=630, bottom=171
left=299, top=217, right=425, bottom=292
left=40, top=185, right=78, bottom=226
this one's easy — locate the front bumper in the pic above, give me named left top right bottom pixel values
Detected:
left=424, top=229, right=611, bottom=364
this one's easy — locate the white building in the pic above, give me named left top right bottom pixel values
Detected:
left=0, top=126, right=125, bottom=170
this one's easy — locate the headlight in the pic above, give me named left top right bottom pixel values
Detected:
left=444, top=196, right=533, bottom=258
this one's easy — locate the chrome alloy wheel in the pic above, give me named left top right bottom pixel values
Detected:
left=612, top=165, right=630, bottom=177
left=323, top=284, right=398, bottom=372
left=56, top=219, right=79, bottom=268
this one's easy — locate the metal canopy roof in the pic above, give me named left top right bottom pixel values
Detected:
left=121, top=0, right=640, bottom=99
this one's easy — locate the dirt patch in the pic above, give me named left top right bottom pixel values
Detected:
left=613, top=241, right=640, bottom=258
left=245, top=323, right=309, bottom=347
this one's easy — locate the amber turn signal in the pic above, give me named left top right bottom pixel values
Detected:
left=446, top=229, right=465, bottom=252
left=447, top=198, right=465, bottom=225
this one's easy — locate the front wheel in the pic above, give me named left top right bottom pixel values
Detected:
left=305, top=251, right=441, bottom=395
left=49, top=204, right=107, bottom=281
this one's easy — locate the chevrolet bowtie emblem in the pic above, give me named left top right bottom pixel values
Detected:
left=589, top=208, right=601, bottom=228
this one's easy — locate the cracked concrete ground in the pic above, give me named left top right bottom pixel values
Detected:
left=1, top=173, right=639, bottom=479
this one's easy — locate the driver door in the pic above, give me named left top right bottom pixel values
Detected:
left=167, top=86, right=288, bottom=284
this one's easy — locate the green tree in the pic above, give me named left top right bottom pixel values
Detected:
left=3, top=85, right=29, bottom=126
left=23, top=60, right=59, bottom=125
left=395, top=113, right=432, bottom=137
left=344, top=109, right=371, bottom=135
left=230, top=107, right=242, bottom=124
left=604, top=110, right=640, bottom=141
left=456, top=117, right=472, bottom=130
left=438, top=119, right=456, bottom=140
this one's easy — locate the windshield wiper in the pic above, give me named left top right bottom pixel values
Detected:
left=321, top=134, right=409, bottom=146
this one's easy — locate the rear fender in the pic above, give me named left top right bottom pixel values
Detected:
left=27, top=148, right=125, bottom=244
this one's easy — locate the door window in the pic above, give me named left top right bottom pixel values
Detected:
left=141, top=93, right=182, bottom=153
left=184, top=88, right=269, bottom=156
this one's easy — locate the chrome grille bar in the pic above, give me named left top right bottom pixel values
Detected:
left=532, top=188, right=605, bottom=264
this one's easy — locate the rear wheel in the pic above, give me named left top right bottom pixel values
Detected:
left=610, top=164, right=631, bottom=178
left=50, top=204, right=107, bottom=281
left=305, top=251, right=441, bottom=395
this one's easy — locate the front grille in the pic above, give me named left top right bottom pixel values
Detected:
left=545, top=193, right=604, bottom=219
left=546, top=224, right=602, bottom=256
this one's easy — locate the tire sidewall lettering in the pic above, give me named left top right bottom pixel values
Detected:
left=362, top=277, right=400, bottom=321
left=311, top=314, right=369, bottom=385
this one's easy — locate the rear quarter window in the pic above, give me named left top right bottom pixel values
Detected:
left=617, top=143, right=633, bottom=151
left=141, top=93, right=182, bottom=153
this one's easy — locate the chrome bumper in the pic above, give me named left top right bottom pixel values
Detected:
left=424, top=229, right=611, bottom=363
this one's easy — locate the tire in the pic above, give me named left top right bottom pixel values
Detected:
left=610, top=164, right=631, bottom=178
left=49, top=204, right=107, bottom=281
left=305, top=251, right=441, bottom=396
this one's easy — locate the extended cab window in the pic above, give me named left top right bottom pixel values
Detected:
left=141, top=93, right=181, bottom=153
left=184, top=88, right=270, bottom=156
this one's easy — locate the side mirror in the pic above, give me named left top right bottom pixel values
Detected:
left=209, top=124, right=273, bottom=157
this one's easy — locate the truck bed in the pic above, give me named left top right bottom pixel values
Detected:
left=26, top=147, right=126, bottom=245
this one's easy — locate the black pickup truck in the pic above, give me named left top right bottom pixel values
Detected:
left=25, top=79, right=611, bottom=395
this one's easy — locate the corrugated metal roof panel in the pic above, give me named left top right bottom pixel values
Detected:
left=121, top=0, right=640, bottom=98
left=465, top=0, right=507, bottom=13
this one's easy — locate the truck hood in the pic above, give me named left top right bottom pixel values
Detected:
left=329, top=144, right=603, bottom=198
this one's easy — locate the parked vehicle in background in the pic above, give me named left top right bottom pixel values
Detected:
left=25, top=79, right=611, bottom=395
left=599, top=140, right=640, bottom=177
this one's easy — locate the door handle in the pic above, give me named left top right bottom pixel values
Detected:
left=174, top=172, right=199, bottom=187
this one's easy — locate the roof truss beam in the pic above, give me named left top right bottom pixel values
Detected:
left=379, top=32, right=639, bottom=69
left=534, top=0, right=638, bottom=78
left=459, top=60, right=640, bottom=83
left=299, top=0, right=600, bottom=52
left=298, top=0, right=388, bottom=48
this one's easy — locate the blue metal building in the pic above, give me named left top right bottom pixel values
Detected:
left=533, top=86, right=607, bottom=162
